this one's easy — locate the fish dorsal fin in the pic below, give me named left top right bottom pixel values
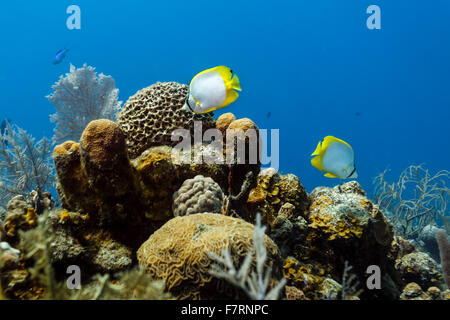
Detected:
left=213, top=65, right=232, bottom=80
left=323, top=136, right=353, bottom=151
left=311, top=140, right=322, bottom=156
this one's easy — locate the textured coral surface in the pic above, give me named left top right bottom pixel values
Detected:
left=137, top=213, right=281, bottom=299
left=116, top=82, right=215, bottom=158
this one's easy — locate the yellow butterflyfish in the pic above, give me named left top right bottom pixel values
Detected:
left=182, top=66, right=242, bottom=114
left=311, top=136, right=358, bottom=179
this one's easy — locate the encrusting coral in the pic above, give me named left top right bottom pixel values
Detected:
left=172, top=175, right=224, bottom=216
left=394, top=251, right=441, bottom=288
left=247, top=168, right=310, bottom=227
left=137, top=213, right=282, bottom=300
left=274, top=181, right=399, bottom=299
left=116, top=82, right=215, bottom=158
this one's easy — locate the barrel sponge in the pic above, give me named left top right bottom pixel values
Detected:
left=172, top=175, right=224, bottom=216
left=116, top=82, right=216, bottom=158
left=137, top=213, right=281, bottom=299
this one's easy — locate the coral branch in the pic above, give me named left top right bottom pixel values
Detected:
left=208, top=213, right=286, bottom=300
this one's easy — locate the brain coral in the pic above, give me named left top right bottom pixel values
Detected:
left=116, top=82, right=216, bottom=158
left=172, top=175, right=224, bottom=216
left=137, top=213, right=281, bottom=299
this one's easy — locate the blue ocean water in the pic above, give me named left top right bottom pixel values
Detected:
left=0, top=0, right=449, bottom=193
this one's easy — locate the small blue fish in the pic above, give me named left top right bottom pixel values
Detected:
left=53, top=48, right=69, bottom=65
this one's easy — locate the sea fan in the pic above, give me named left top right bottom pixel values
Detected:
left=0, top=122, right=54, bottom=211
left=47, top=64, right=122, bottom=144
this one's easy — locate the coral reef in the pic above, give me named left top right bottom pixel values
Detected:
left=172, top=175, right=224, bottom=216
left=399, top=282, right=450, bottom=300
left=0, top=210, right=172, bottom=300
left=137, top=213, right=282, bottom=299
left=116, top=82, right=215, bottom=158
left=2, top=75, right=448, bottom=302
left=47, top=64, right=122, bottom=144
left=275, top=181, right=399, bottom=299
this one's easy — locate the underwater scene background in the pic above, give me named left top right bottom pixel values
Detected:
left=0, top=0, right=449, bottom=301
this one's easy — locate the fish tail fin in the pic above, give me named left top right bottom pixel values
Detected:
left=231, top=74, right=242, bottom=91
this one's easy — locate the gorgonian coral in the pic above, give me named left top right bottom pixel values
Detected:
left=47, top=64, right=122, bottom=144
left=0, top=122, right=54, bottom=212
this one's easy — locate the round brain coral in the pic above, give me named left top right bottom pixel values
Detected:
left=172, top=175, right=224, bottom=216
left=116, top=82, right=216, bottom=158
left=137, top=213, right=281, bottom=299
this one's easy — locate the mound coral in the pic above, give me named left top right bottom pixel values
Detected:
left=116, top=82, right=215, bottom=158
left=394, top=251, right=441, bottom=288
left=172, top=175, right=224, bottom=216
left=247, top=168, right=310, bottom=226
left=3, top=195, right=38, bottom=244
left=137, top=213, right=282, bottom=299
left=215, top=112, right=236, bottom=135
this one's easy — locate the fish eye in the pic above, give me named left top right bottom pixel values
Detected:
left=230, top=69, right=233, bottom=73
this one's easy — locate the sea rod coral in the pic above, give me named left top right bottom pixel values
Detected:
left=372, top=165, right=449, bottom=239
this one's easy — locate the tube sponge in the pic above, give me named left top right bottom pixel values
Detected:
left=436, top=229, right=450, bottom=287
left=172, top=175, right=224, bottom=216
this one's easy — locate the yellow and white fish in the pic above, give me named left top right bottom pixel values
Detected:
left=182, top=66, right=242, bottom=114
left=311, top=136, right=358, bottom=179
